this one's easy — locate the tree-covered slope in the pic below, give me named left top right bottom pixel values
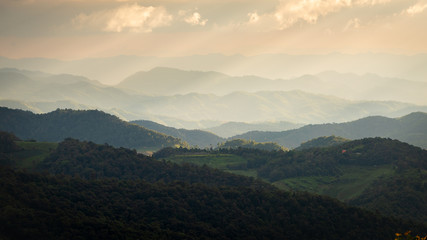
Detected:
left=350, top=169, right=427, bottom=223
left=218, top=138, right=287, bottom=151
left=131, top=120, right=224, bottom=148
left=0, top=107, right=186, bottom=151
left=35, top=138, right=267, bottom=189
left=295, top=136, right=350, bottom=150
left=156, top=137, right=427, bottom=223
left=2, top=166, right=425, bottom=240
left=1, top=136, right=426, bottom=238
left=233, top=112, right=427, bottom=149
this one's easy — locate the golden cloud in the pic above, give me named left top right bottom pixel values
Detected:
left=73, top=3, right=173, bottom=33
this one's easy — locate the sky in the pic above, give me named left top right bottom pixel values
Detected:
left=1, top=0, right=427, bottom=59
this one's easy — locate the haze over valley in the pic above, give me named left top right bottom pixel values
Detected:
left=1, top=0, right=427, bottom=238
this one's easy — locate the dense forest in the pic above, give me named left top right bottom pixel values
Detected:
left=217, top=138, right=287, bottom=151
left=2, top=165, right=425, bottom=240
left=1, top=134, right=426, bottom=239
left=155, top=137, right=427, bottom=223
left=350, top=169, right=427, bottom=223
left=0, top=107, right=187, bottom=151
left=36, top=138, right=269, bottom=189
left=295, top=135, right=350, bottom=150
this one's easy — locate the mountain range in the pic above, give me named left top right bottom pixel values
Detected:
left=118, top=67, right=427, bottom=104
left=0, top=107, right=186, bottom=151
left=233, top=112, right=427, bottom=149
left=205, top=121, right=304, bottom=138
left=1, top=67, right=427, bottom=126
left=1, top=53, right=427, bottom=85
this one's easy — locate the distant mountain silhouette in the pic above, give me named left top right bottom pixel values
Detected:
left=205, top=121, right=304, bottom=138
left=131, top=120, right=224, bottom=148
left=115, top=67, right=427, bottom=104
left=233, top=112, right=427, bottom=149
left=2, top=53, right=427, bottom=87
left=2, top=68, right=427, bottom=124
left=0, top=107, right=187, bottom=151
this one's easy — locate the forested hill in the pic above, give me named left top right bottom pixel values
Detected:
left=218, top=138, right=287, bottom=151
left=36, top=138, right=268, bottom=188
left=1, top=136, right=426, bottom=239
left=155, top=137, right=427, bottom=223
left=3, top=166, right=425, bottom=240
left=295, top=136, right=350, bottom=150
left=233, top=112, right=427, bottom=149
left=0, top=107, right=186, bottom=151
left=131, top=120, right=224, bottom=148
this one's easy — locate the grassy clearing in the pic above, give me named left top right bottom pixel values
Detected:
left=226, top=169, right=258, bottom=178
left=323, top=165, right=395, bottom=201
left=272, top=165, right=395, bottom=201
left=273, top=176, right=337, bottom=192
left=165, top=154, right=247, bottom=170
left=13, top=141, right=58, bottom=169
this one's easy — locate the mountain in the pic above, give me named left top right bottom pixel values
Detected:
left=0, top=99, right=93, bottom=113
left=0, top=107, right=186, bottom=151
left=2, top=68, right=427, bottom=124
left=1, top=137, right=425, bottom=239
left=233, top=112, right=427, bottom=149
left=2, top=53, right=427, bottom=86
left=118, top=91, right=427, bottom=123
left=131, top=120, right=224, bottom=148
left=281, top=71, right=427, bottom=105
left=295, top=136, right=351, bottom=150
left=116, top=67, right=427, bottom=104
left=116, top=67, right=276, bottom=95
left=0, top=68, right=133, bottom=110
left=205, top=121, right=304, bottom=138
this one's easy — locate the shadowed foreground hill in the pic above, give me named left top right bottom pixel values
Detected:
left=2, top=166, right=426, bottom=240
left=233, top=112, right=427, bottom=149
left=156, top=137, right=427, bottom=223
left=0, top=107, right=186, bottom=151
left=1, top=137, right=426, bottom=239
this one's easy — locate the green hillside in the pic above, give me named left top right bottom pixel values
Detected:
left=295, top=135, right=350, bottom=150
left=0, top=107, right=187, bottom=151
left=218, top=138, right=287, bottom=151
left=1, top=135, right=425, bottom=239
left=156, top=137, right=427, bottom=223
left=3, top=165, right=425, bottom=240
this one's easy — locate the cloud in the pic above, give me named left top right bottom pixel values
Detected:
left=248, top=12, right=260, bottom=23
left=184, top=12, right=208, bottom=26
left=178, top=10, right=208, bottom=26
left=344, top=18, right=362, bottom=31
left=258, top=0, right=392, bottom=30
left=73, top=3, right=172, bottom=33
left=404, top=1, right=427, bottom=16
